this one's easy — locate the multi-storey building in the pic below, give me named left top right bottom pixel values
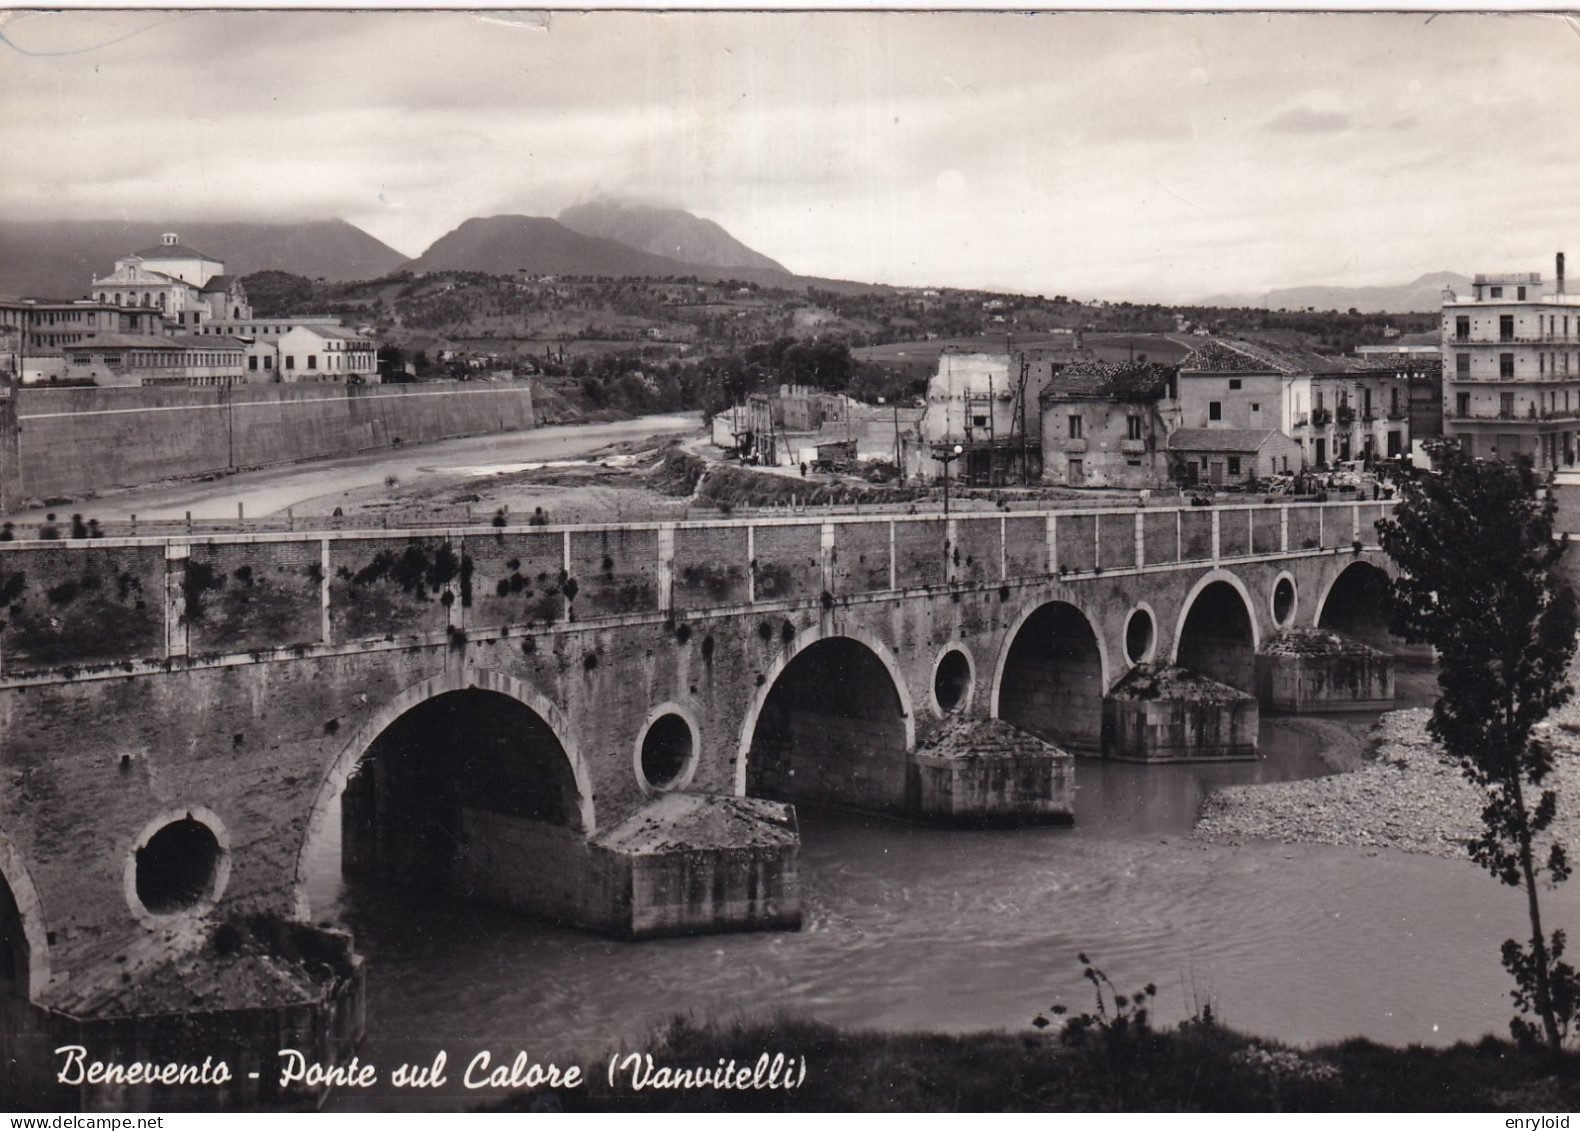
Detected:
left=1177, top=338, right=1417, bottom=469
left=1039, top=361, right=1177, bottom=488
left=1442, top=255, right=1580, bottom=469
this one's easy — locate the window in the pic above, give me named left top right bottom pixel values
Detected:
left=972, top=415, right=987, bottom=428
left=307, top=356, right=317, bottom=370
left=248, top=356, right=258, bottom=371
left=263, top=355, right=272, bottom=370
left=1228, top=378, right=1242, bottom=390
left=1491, top=286, right=1504, bottom=298
left=285, top=356, right=295, bottom=370
left=1501, top=315, right=1515, bottom=342
left=1457, top=392, right=1471, bottom=417
left=1501, top=392, right=1516, bottom=418
left=1457, top=353, right=1471, bottom=376
left=1518, top=286, right=1527, bottom=300
left=1500, top=353, right=1515, bottom=379
left=1249, top=402, right=1260, bottom=412
left=1456, top=316, right=1470, bottom=341
left=1209, top=401, right=1222, bottom=421
left=1127, top=415, right=1144, bottom=440
left=1227, top=456, right=1241, bottom=476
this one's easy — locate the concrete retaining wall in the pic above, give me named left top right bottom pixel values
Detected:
left=3, top=381, right=535, bottom=503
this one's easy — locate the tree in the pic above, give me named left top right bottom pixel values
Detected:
left=1377, top=442, right=1580, bottom=1050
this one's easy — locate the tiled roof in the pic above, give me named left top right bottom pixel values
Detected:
left=1167, top=428, right=1283, bottom=453
left=131, top=243, right=222, bottom=262
left=1040, top=361, right=1174, bottom=402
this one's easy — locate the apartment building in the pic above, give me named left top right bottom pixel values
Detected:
left=1442, top=255, right=1580, bottom=469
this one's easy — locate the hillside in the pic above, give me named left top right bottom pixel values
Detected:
left=404, top=215, right=705, bottom=279
left=0, top=219, right=407, bottom=299
left=558, top=200, right=788, bottom=274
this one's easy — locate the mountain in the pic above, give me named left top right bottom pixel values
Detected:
left=1202, top=272, right=1472, bottom=315
left=558, top=200, right=788, bottom=274
left=0, top=219, right=408, bottom=300
left=403, top=215, right=697, bottom=278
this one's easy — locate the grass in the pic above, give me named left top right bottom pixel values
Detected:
left=487, top=1013, right=1580, bottom=1113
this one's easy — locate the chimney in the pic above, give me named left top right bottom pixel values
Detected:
left=1559, top=252, right=1566, bottom=296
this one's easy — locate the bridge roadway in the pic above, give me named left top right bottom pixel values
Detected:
left=0, top=497, right=1402, bottom=1103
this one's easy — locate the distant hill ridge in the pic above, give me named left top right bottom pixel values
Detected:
left=0, top=219, right=408, bottom=300
left=1202, top=271, right=1473, bottom=315
left=558, top=200, right=787, bottom=273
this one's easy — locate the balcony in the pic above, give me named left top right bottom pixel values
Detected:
left=1119, top=438, right=1147, bottom=454
left=1447, top=335, right=1580, bottom=346
left=1062, top=438, right=1087, bottom=454
left=1310, top=408, right=1331, bottom=426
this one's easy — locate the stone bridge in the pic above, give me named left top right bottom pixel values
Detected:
left=0, top=498, right=1404, bottom=1103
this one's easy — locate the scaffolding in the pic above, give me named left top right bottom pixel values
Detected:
left=946, top=342, right=1040, bottom=487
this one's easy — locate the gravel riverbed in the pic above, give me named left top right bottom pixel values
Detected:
left=1195, top=706, right=1580, bottom=859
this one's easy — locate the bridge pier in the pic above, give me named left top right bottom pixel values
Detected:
left=1255, top=627, right=1395, bottom=713
left=1101, top=664, right=1259, bottom=762
left=910, top=717, right=1075, bottom=824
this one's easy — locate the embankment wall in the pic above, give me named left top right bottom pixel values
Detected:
left=0, top=380, right=535, bottom=505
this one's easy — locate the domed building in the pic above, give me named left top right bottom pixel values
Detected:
left=90, top=232, right=251, bottom=329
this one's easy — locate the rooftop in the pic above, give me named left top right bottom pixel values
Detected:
left=1040, top=360, right=1174, bottom=402
left=130, top=242, right=222, bottom=263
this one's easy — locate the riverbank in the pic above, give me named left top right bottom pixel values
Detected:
left=487, top=1012, right=1579, bottom=1112
left=1195, top=705, right=1580, bottom=860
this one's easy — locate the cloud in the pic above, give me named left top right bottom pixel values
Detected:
left=1, top=10, right=1576, bottom=298
left=1263, top=107, right=1354, bottom=135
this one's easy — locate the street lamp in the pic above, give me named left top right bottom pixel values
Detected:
left=939, top=442, right=964, bottom=517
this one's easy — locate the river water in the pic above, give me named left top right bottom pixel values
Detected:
left=304, top=662, right=1579, bottom=1108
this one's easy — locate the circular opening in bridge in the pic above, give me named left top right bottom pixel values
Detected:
left=640, top=713, right=694, bottom=791
left=1124, top=608, right=1155, bottom=665
left=135, top=817, right=222, bottom=915
left=933, top=648, right=972, bottom=712
left=1272, top=576, right=1297, bottom=627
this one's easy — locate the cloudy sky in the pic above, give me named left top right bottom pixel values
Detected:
left=2, top=9, right=1576, bottom=303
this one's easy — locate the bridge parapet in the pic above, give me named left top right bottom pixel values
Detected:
left=0, top=499, right=1393, bottom=681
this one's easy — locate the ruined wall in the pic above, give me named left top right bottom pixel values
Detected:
left=9, top=381, right=535, bottom=502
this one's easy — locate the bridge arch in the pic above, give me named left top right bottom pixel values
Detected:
left=1173, top=569, right=1260, bottom=694
left=0, top=835, right=51, bottom=1001
left=736, top=624, right=916, bottom=810
left=993, top=597, right=1109, bottom=754
left=293, top=667, right=592, bottom=922
left=1314, top=557, right=1401, bottom=652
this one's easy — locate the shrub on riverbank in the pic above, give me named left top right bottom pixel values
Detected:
left=490, top=1013, right=1580, bottom=1112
